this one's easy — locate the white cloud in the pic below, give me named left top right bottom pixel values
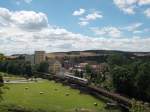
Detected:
left=78, top=21, right=89, bottom=26
left=91, top=27, right=122, bottom=38
left=0, top=8, right=11, bottom=18
left=0, top=8, right=11, bottom=26
left=113, top=0, right=137, bottom=14
left=78, top=11, right=103, bottom=26
left=82, top=11, right=103, bottom=21
left=11, top=11, right=48, bottom=30
left=73, top=9, right=103, bottom=26
left=72, top=9, right=85, bottom=16
left=113, top=0, right=150, bottom=14
left=91, top=23, right=145, bottom=36
left=0, top=7, right=48, bottom=30
left=0, top=7, right=150, bottom=55
left=144, top=8, right=150, bottom=18
left=122, top=23, right=143, bottom=31
left=138, top=0, right=150, bottom=5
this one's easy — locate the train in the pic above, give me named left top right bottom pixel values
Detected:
left=64, top=74, right=89, bottom=85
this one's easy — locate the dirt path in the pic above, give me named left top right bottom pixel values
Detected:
left=4, top=78, right=43, bottom=84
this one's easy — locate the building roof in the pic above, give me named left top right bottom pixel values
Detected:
left=48, top=60, right=61, bottom=65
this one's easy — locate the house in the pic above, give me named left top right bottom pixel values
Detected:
left=91, top=63, right=109, bottom=74
left=48, top=60, right=62, bottom=74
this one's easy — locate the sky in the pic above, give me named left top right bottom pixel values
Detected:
left=0, top=0, right=150, bottom=55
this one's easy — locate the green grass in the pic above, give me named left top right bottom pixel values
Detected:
left=1, top=78, right=121, bottom=112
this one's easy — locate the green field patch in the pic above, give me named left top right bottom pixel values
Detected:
left=1, top=79, right=121, bottom=112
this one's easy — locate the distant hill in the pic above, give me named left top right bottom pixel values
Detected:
left=47, top=50, right=150, bottom=57
left=10, top=50, right=150, bottom=58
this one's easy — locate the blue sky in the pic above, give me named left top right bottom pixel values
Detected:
left=0, top=0, right=150, bottom=54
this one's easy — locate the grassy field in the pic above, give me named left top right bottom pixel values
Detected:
left=0, top=77, right=121, bottom=112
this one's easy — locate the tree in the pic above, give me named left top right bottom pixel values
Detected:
left=0, top=61, right=7, bottom=72
left=24, top=62, right=32, bottom=78
left=107, top=53, right=128, bottom=67
left=136, top=62, right=150, bottom=101
left=111, top=61, right=150, bottom=101
left=111, top=66, right=134, bottom=95
left=37, top=61, right=49, bottom=73
left=85, top=64, right=93, bottom=79
left=0, top=60, right=33, bottom=77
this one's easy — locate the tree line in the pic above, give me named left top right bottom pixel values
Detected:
left=108, top=54, right=150, bottom=102
left=0, top=60, right=33, bottom=78
left=0, top=59, right=51, bottom=79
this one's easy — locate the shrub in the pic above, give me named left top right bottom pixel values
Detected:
left=130, top=99, right=150, bottom=112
